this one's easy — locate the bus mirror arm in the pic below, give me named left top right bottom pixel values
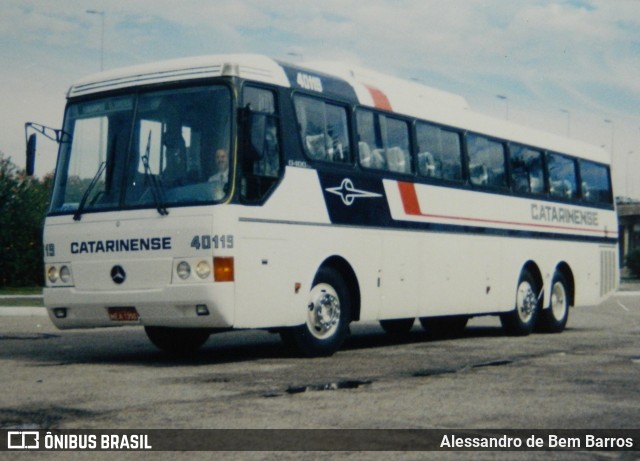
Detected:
left=24, top=122, right=72, bottom=176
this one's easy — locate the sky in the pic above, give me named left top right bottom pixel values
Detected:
left=1, top=0, right=639, bottom=197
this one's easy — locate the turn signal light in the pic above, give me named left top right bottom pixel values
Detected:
left=214, top=257, right=234, bottom=282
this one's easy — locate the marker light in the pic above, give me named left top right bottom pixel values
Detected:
left=177, top=261, right=191, bottom=280
left=214, top=257, right=234, bottom=282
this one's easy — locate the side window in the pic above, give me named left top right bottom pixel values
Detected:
left=294, top=96, right=350, bottom=163
left=579, top=160, right=612, bottom=205
left=241, top=86, right=281, bottom=202
left=416, top=122, right=463, bottom=182
left=467, top=134, right=507, bottom=188
left=547, top=152, right=577, bottom=200
left=510, top=144, right=545, bottom=194
left=356, top=110, right=382, bottom=168
left=385, top=117, right=412, bottom=173
left=356, top=109, right=411, bottom=174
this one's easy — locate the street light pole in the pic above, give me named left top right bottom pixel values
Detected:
left=604, top=119, right=615, bottom=157
left=628, top=151, right=634, bottom=198
left=86, top=9, right=105, bottom=71
left=496, top=94, right=509, bottom=120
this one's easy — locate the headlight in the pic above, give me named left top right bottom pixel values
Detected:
left=177, top=261, right=191, bottom=280
left=47, top=266, right=59, bottom=283
left=195, top=260, right=211, bottom=279
left=59, top=265, right=71, bottom=284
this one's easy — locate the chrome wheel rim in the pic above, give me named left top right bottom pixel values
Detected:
left=550, top=281, right=567, bottom=320
left=516, top=280, right=537, bottom=324
left=307, top=283, right=341, bottom=340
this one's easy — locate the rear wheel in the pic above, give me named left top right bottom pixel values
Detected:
left=537, top=272, right=570, bottom=333
left=145, top=326, right=210, bottom=354
left=280, top=267, right=351, bottom=357
left=501, top=270, right=540, bottom=336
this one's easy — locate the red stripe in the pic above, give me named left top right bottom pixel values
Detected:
left=396, top=181, right=615, bottom=237
left=365, top=85, right=392, bottom=111
left=398, top=182, right=421, bottom=215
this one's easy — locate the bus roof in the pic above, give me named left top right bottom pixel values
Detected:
left=67, top=53, right=610, bottom=165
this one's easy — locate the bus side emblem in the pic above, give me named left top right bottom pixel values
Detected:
left=326, top=178, right=382, bottom=206
left=110, top=265, right=126, bottom=284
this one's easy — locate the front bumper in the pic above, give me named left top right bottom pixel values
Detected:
left=44, top=283, right=234, bottom=330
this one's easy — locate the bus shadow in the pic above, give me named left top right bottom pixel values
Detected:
left=5, top=323, right=558, bottom=367
left=343, top=324, right=507, bottom=351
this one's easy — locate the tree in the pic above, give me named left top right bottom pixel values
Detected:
left=0, top=153, right=52, bottom=287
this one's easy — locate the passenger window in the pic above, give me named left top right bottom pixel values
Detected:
left=356, top=109, right=411, bottom=174
left=510, top=145, right=545, bottom=194
left=467, top=134, right=507, bottom=188
left=356, top=110, right=383, bottom=169
left=294, top=96, right=350, bottom=163
left=385, top=117, right=412, bottom=173
left=579, top=160, right=612, bottom=204
left=547, top=153, right=577, bottom=200
left=416, top=123, right=463, bottom=182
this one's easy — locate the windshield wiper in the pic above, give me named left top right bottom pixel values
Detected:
left=141, top=131, right=169, bottom=216
left=73, top=161, right=106, bottom=221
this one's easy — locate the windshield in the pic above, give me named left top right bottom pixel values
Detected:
left=50, top=85, right=232, bottom=215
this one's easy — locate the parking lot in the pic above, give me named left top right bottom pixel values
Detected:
left=1, top=289, right=639, bottom=460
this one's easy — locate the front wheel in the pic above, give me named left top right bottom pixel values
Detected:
left=537, top=272, right=570, bottom=333
left=501, top=270, right=540, bottom=336
left=280, top=267, right=351, bottom=357
left=145, top=326, right=210, bottom=354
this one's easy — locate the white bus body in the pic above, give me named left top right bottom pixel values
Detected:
left=39, top=54, right=618, bottom=356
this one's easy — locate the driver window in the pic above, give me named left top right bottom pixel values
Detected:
left=241, top=86, right=281, bottom=202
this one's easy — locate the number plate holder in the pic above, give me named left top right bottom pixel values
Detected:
left=108, top=307, right=140, bottom=322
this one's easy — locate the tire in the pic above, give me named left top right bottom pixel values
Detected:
left=419, top=316, right=468, bottom=338
left=145, top=326, right=210, bottom=354
left=537, top=272, right=570, bottom=333
left=500, top=270, right=540, bottom=336
left=380, top=318, right=415, bottom=337
left=280, top=267, right=351, bottom=357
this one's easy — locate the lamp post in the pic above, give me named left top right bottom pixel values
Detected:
left=496, top=94, right=509, bottom=120
left=560, top=108, right=571, bottom=136
left=628, top=151, right=634, bottom=198
left=86, top=9, right=105, bottom=71
left=604, top=119, right=615, bottom=156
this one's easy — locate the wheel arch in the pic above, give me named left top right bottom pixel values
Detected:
left=320, top=256, right=361, bottom=322
left=521, top=260, right=543, bottom=296
left=554, top=262, right=575, bottom=307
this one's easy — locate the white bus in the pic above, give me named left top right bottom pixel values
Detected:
left=29, top=54, right=618, bottom=356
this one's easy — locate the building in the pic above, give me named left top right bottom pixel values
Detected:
left=617, top=200, right=640, bottom=269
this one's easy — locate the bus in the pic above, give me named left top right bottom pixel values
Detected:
left=28, top=54, right=618, bottom=357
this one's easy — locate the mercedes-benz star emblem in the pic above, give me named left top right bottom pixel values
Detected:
left=110, top=265, right=126, bottom=284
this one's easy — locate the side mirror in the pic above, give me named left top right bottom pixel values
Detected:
left=26, top=133, right=36, bottom=176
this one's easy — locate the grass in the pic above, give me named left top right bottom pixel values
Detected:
left=0, top=287, right=43, bottom=296
left=0, top=287, right=44, bottom=307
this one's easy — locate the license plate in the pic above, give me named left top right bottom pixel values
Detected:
left=108, top=307, right=140, bottom=322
